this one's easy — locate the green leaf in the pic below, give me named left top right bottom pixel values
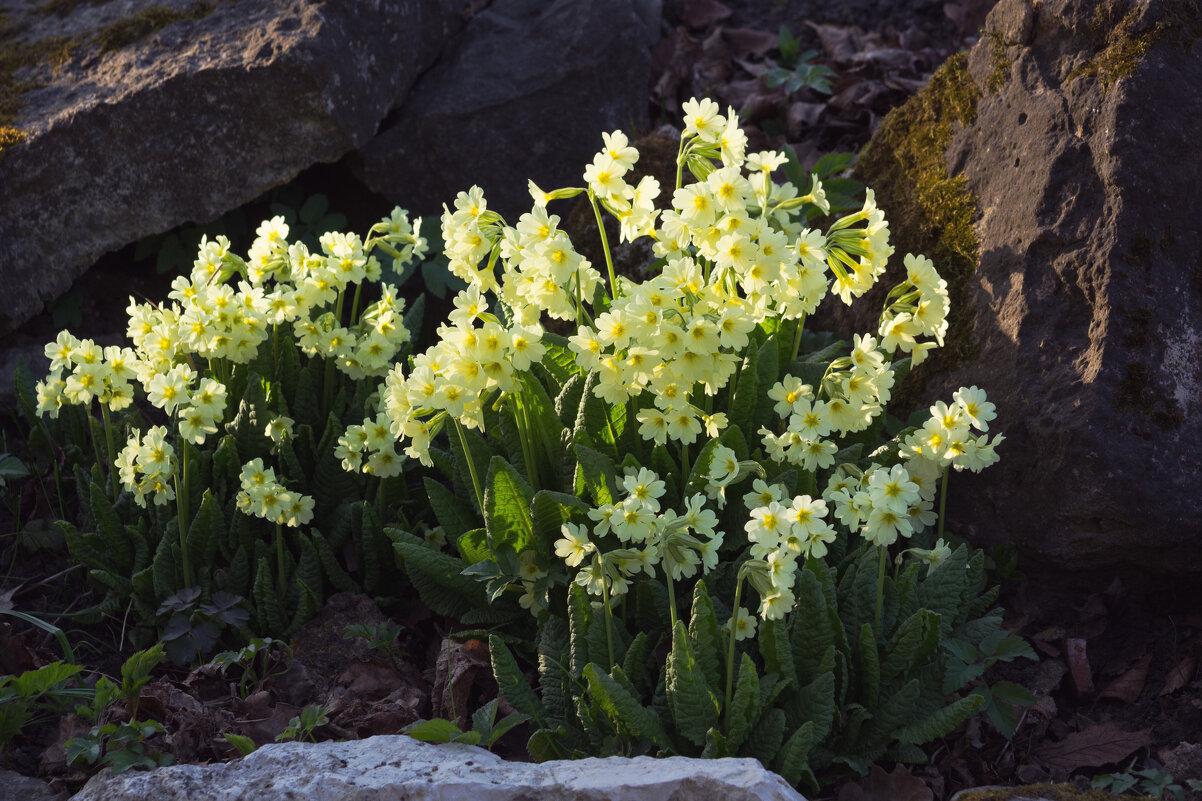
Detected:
left=456, top=528, right=491, bottom=564
left=425, top=477, right=479, bottom=540
left=253, top=557, right=286, bottom=635
left=746, top=706, right=786, bottom=765
left=538, top=332, right=586, bottom=387
left=223, top=732, right=256, bottom=757
left=573, top=443, right=618, bottom=506
left=687, top=580, right=723, bottom=695
left=791, top=564, right=836, bottom=683
left=896, top=693, right=984, bottom=744
left=726, top=652, right=760, bottom=752
left=484, top=457, right=535, bottom=556
left=490, top=635, right=544, bottom=723
left=583, top=663, right=672, bottom=750
left=391, top=531, right=486, bottom=618
left=759, top=618, right=796, bottom=688
left=666, top=620, right=720, bottom=747
left=729, top=348, right=758, bottom=435
left=402, top=718, right=464, bottom=743
left=538, top=617, right=571, bottom=722
left=791, top=669, right=836, bottom=743
left=882, top=609, right=940, bottom=688
left=567, top=583, right=591, bottom=681
left=857, top=622, right=880, bottom=709
left=863, top=678, right=920, bottom=748
left=531, top=491, right=589, bottom=555
left=776, top=720, right=816, bottom=787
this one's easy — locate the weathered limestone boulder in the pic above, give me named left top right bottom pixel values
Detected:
left=0, top=0, right=465, bottom=335
left=351, top=0, right=663, bottom=221
left=851, top=0, right=1202, bottom=573
left=69, top=735, right=807, bottom=801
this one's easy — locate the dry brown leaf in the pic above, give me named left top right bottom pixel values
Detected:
left=1160, top=655, right=1197, bottom=696
left=806, top=22, right=862, bottom=63
left=837, top=764, right=933, bottom=801
left=722, top=27, right=778, bottom=60
left=1100, top=652, right=1151, bottom=704
left=682, top=0, right=731, bottom=30
left=1034, top=722, right=1151, bottom=773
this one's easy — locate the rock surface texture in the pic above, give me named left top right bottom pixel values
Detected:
left=0, top=0, right=464, bottom=335
left=854, top=0, right=1202, bottom=573
left=69, top=735, right=807, bottom=801
left=351, top=0, right=663, bottom=220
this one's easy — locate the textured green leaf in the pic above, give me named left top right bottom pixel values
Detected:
left=253, top=557, right=285, bottom=635
left=531, top=490, right=589, bottom=555
left=485, top=457, right=534, bottom=556
left=89, top=481, right=132, bottom=570
left=567, top=584, right=593, bottom=681
left=687, top=580, right=722, bottom=694
left=310, top=528, right=359, bottom=593
left=490, top=635, right=545, bottom=723
left=620, top=632, right=652, bottom=698
left=701, top=727, right=729, bottom=758
left=776, top=720, right=816, bottom=787
left=895, top=692, right=983, bottom=744
left=554, top=373, right=585, bottom=429
left=791, top=668, right=837, bottom=743
left=917, top=545, right=970, bottom=632
left=538, top=617, right=571, bottom=723
left=286, top=532, right=322, bottom=635
left=539, top=332, right=586, bottom=387
left=726, top=652, right=760, bottom=752
left=573, top=443, right=617, bottom=506
left=882, top=609, right=940, bottom=690
left=584, top=663, right=671, bottom=750
left=391, top=531, right=486, bottom=618
left=729, top=348, right=758, bottom=435
left=857, top=622, right=880, bottom=709
left=759, top=618, right=796, bottom=687
left=791, top=565, right=835, bottom=684
left=150, top=530, right=179, bottom=601
left=666, top=620, right=720, bottom=747
left=863, top=678, right=921, bottom=748
left=746, top=706, right=786, bottom=765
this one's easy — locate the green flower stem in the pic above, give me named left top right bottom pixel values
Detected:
left=174, top=438, right=194, bottom=589
left=600, top=564, right=616, bottom=669
left=874, top=543, right=887, bottom=634
left=99, top=403, right=118, bottom=498
left=453, top=418, right=485, bottom=515
left=724, top=573, right=745, bottom=731
left=674, top=136, right=688, bottom=192
left=665, top=570, right=678, bottom=633
left=937, top=467, right=950, bottom=540
left=791, top=313, right=807, bottom=363
left=679, top=441, right=690, bottom=483
left=587, top=190, right=619, bottom=300
left=275, top=523, right=287, bottom=599
left=376, top=477, right=388, bottom=522
left=511, top=388, right=540, bottom=490
left=349, top=280, right=364, bottom=324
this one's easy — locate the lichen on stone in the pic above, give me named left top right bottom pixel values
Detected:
left=986, top=33, right=1012, bottom=92
left=94, top=2, right=218, bottom=54
left=853, top=51, right=982, bottom=401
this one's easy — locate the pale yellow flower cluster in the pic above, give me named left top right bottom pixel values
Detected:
left=381, top=286, right=547, bottom=466
left=336, top=412, right=403, bottom=477
left=876, top=253, right=953, bottom=366
left=235, top=457, right=315, bottom=528
left=552, top=468, right=723, bottom=603
left=36, top=333, right=138, bottom=416
left=114, top=425, right=176, bottom=508
left=759, top=332, right=896, bottom=470
left=740, top=481, right=836, bottom=620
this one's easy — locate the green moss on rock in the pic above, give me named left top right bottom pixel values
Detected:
left=0, top=1, right=219, bottom=156
left=853, top=51, right=982, bottom=403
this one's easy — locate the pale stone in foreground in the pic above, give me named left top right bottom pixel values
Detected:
left=70, top=735, right=807, bottom=801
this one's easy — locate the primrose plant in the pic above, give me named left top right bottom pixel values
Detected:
left=382, top=97, right=1019, bottom=791
left=32, top=207, right=429, bottom=654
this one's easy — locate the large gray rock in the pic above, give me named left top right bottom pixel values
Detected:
left=69, top=735, right=807, bottom=801
left=0, top=0, right=465, bottom=335
left=853, top=0, right=1202, bottom=573
left=352, top=0, right=663, bottom=220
